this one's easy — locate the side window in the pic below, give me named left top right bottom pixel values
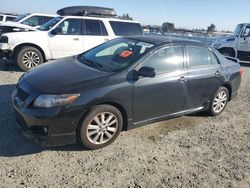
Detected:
left=143, top=46, right=184, bottom=74
left=43, top=16, right=53, bottom=24
left=56, top=19, right=82, bottom=35
left=241, top=26, right=250, bottom=37
left=22, top=16, right=39, bottom=26
left=84, top=19, right=108, bottom=36
left=211, top=51, right=220, bottom=65
left=6, top=16, right=16, bottom=21
left=109, top=21, right=143, bottom=36
left=0, top=16, right=3, bottom=21
left=186, top=46, right=212, bottom=67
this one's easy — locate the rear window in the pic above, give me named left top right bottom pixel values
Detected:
left=0, top=16, right=3, bottom=21
left=109, top=21, right=143, bottom=36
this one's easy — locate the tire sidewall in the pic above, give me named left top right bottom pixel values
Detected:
left=209, top=87, right=229, bottom=116
left=16, top=47, right=43, bottom=72
left=78, top=105, right=123, bottom=150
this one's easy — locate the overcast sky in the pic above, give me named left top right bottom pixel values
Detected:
left=1, top=0, right=250, bottom=31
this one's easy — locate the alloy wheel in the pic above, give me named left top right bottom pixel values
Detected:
left=213, top=91, right=228, bottom=113
left=22, top=51, right=40, bottom=69
left=86, top=112, right=118, bottom=145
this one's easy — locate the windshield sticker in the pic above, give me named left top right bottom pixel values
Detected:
left=119, top=51, right=133, bottom=58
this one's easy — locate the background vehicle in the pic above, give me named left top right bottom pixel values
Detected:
left=0, top=13, right=56, bottom=35
left=212, top=23, right=250, bottom=63
left=12, top=36, right=242, bottom=149
left=0, top=13, right=17, bottom=22
left=0, top=7, right=143, bottom=71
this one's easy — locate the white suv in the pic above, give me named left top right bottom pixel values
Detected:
left=0, top=15, right=143, bottom=71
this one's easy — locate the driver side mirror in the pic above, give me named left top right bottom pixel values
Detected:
left=136, top=66, right=156, bottom=78
left=50, top=28, right=61, bottom=35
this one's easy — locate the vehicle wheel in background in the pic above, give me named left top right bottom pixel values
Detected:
left=77, top=105, right=123, bottom=150
left=208, top=86, right=229, bottom=116
left=16, top=46, right=44, bottom=71
left=219, top=48, right=235, bottom=57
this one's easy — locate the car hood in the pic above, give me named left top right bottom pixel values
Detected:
left=0, top=21, right=36, bottom=30
left=22, top=57, right=111, bottom=94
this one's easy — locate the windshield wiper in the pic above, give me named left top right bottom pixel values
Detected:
left=83, top=58, right=107, bottom=71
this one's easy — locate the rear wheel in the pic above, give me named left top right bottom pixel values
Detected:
left=77, top=105, right=123, bottom=150
left=16, top=46, right=44, bottom=71
left=208, top=87, right=229, bottom=116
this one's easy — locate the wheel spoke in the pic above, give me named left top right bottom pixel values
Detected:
left=107, top=127, right=117, bottom=133
left=108, top=119, right=117, bottom=126
left=100, top=132, right=104, bottom=144
left=88, top=129, right=99, bottom=136
left=101, top=113, right=105, bottom=124
left=93, top=132, right=101, bottom=143
left=105, top=131, right=113, bottom=139
left=94, top=116, right=102, bottom=126
left=88, top=124, right=99, bottom=130
left=106, top=114, right=113, bottom=124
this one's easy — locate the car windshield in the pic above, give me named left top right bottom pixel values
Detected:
left=233, top=24, right=243, bottom=37
left=13, top=13, right=30, bottom=22
left=38, top=17, right=63, bottom=31
left=78, top=38, right=154, bottom=72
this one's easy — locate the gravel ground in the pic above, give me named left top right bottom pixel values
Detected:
left=0, top=62, right=249, bottom=188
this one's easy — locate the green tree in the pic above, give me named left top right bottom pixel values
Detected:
left=120, top=13, right=133, bottom=20
left=162, top=22, right=175, bottom=33
left=207, top=24, right=216, bottom=33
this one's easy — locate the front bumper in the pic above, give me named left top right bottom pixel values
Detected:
left=12, top=86, right=85, bottom=147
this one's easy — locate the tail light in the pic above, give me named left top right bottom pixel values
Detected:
left=240, top=67, right=243, bottom=76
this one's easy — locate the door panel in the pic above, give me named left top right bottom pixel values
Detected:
left=236, top=25, right=250, bottom=52
left=185, top=45, right=223, bottom=110
left=48, top=18, right=84, bottom=59
left=185, top=65, right=222, bottom=110
left=132, top=45, right=187, bottom=123
left=132, top=72, right=188, bottom=123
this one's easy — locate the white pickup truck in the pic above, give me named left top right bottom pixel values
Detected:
left=0, top=13, right=56, bottom=35
left=211, top=23, right=250, bottom=63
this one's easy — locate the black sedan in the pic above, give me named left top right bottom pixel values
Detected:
left=12, top=36, right=242, bottom=149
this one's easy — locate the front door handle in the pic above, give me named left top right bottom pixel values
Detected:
left=215, top=71, right=221, bottom=75
left=104, top=38, right=109, bottom=42
left=178, top=76, right=188, bottom=82
left=73, top=38, right=79, bottom=41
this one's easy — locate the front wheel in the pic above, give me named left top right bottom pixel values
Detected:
left=16, top=46, right=44, bottom=71
left=77, top=105, right=123, bottom=150
left=208, top=86, right=229, bottom=116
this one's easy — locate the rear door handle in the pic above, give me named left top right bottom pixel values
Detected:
left=178, top=76, right=188, bottom=82
left=215, top=71, right=221, bottom=75
left=104, top=38, right=109, bottom=42
left=73, top=38, right=79, bottom=41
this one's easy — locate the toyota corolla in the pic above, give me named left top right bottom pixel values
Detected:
left=12, top=36, right=242, bottom=149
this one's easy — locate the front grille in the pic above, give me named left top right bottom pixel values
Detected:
left=17, top=88, right=29, bottom=102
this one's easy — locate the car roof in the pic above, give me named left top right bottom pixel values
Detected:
left=124, top=35, right=203, bottom=46
left=57, top=15, right=140, bottom=23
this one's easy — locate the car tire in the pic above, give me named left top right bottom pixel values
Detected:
left=208, top=86, right=229, bottom=116
left=77, top=105, right=123, bottom=150
left=16, top=46, right=44, bottom=71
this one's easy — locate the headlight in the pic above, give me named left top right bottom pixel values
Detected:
left=33, top=94, right=80, bottom=108
left=0, top=36, right=8, bottom=43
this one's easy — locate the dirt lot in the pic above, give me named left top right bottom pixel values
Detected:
left=0, top=62, right=249, bottom=188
